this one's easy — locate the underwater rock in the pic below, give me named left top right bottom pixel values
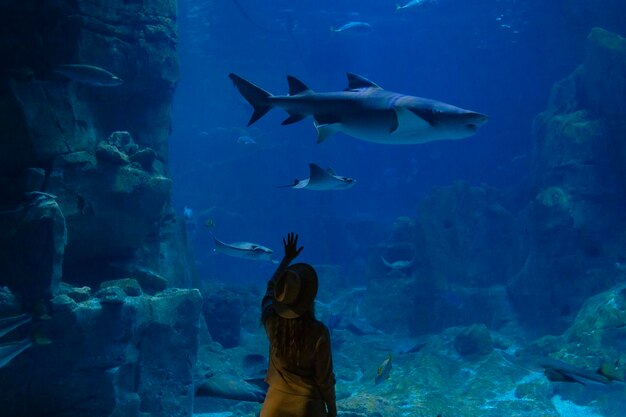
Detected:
left=511, top=27, right=626, bottom=334
left=47, top=132, right=173, bottom=288
left=100, top=278, right=143, bottom=297
left=133, top=267, right=168, bottom=295
left=200, top=282, right=253, bottom=348
left=453, top=323, right=494, bottom=357
left=561, top=283, right=626, bottom=362
left=0, top=288, right=201, bottom=417
left=0, top=0, right=187, bottom=295
left=58, top=283, right=92, bottom=303
left=130, top=147, right=158, bottom=171
left=23, top=167, right=45, bottom=192
left=0, top=192, right=67, bottom=308
left=415, top=182, right=525, bottom=288
left=96, top=141, right=131, bottom=164
left=51, top=293, right=78, bottom=313
left=96, top=285, right=127, bottom=305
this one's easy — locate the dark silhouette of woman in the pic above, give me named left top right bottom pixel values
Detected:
left=260, top=232, right=337, bottom=417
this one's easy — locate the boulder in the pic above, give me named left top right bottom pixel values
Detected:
left=0, top=288, right=202, bottom=417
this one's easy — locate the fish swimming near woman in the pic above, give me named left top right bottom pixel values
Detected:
left=210, top=233, right=274, bottom=262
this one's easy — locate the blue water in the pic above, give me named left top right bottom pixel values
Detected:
left=169, top=0, right=624, bottom=282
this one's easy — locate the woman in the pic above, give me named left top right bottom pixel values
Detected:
left=260, top=232, right=337, bottom=417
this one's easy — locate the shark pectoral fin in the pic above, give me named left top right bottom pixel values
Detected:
left=392, top=106, right=431, bottom=135
left=281, top=113, right=307, bottom=125
left=315, top=122, right=340, bottom=143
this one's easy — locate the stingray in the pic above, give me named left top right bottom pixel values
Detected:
left=195, top=373, right=266, bottom=403
left=278, top=163, right=356, bottom=190
left=210, top=233, right=274, bottom=262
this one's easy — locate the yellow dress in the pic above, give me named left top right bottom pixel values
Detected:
left=260, top=318, right=336, bottom=417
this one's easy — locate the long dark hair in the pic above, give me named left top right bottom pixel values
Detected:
left=268, top=306, right=317, bottom=366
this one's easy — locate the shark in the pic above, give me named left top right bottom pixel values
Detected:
left=278, top=163, right=356, bottom=190
left=210, top=233, right=274, bottom=262
left=229, top=72, right=487, bottom=144
left=380, top=255, right=414, bottom=270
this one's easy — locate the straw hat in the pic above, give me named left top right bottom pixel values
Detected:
left=273, top=263, right=318, bottom=319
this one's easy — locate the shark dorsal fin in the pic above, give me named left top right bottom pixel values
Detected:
left=345, top=73, right=382, bottom=91
left=287, top=76, right=312, bottom=95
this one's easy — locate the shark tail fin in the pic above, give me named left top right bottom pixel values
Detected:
left=229, top=73, right=273, bottom=126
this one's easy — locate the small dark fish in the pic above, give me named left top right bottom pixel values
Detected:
left=375, top=354, right=392, bottom=385
left=53, top=64, right=123, bottom=87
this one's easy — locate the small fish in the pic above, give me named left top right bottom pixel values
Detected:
left=330, top=21, right=372, bottom=33
left=396, top=0, right=437, bottom=11
left=183, top=206, right=194, bottom=220
left=380, top=255, right=414, bottom=270
left=237, top=135, right=257, bottom=145
left=205, top=219, right=215, bottom=229
left=210, top=233, right=273, bottom=262
left=375, top=354, right=392, bottom=385
left=0, top=313, right=31, bottom=338
left=53, top=64, right=123, bottom=87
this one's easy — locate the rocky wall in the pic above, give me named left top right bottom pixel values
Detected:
left=0, top=0, right=195, bottom=296
left=509, top=28, right=626, bottom=334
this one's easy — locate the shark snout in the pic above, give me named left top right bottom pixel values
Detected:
left=465, top=112, right=488, bottom=129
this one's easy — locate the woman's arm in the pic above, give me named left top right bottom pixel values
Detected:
left=261, top=232, right=303, bottom=323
